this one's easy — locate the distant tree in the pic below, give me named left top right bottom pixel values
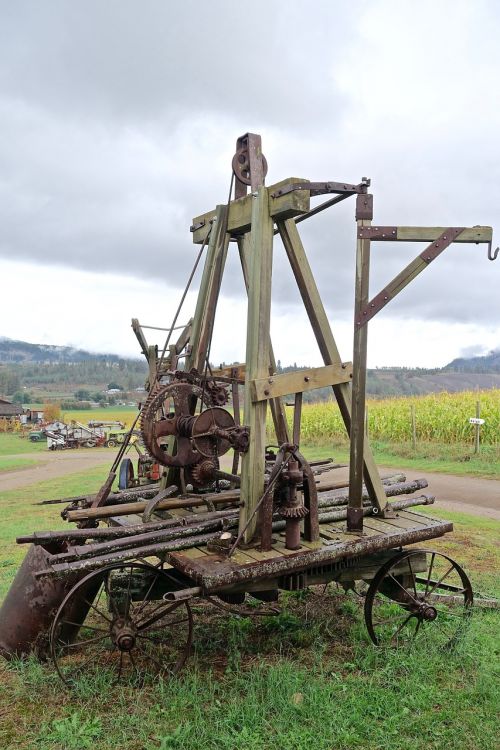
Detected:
left=43, top=403, right=61, bottom=422
left=107, top=382, right=123, bottom=391
left=0, top=368, right=20, bottom=395
left=74, top=389, right=91, bottom=400
left=91, top=391, right=106, bottom=403
left=12, top=390, right=32, bottom=404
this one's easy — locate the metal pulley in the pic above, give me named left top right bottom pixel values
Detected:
left=232, top=132, right=268, bottom=199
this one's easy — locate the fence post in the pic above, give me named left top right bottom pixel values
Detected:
left=365, top=405, right=369, bottom=438
left=411, top=404, right=417, bottom=450
left=474, top=400, right=481, bottom=454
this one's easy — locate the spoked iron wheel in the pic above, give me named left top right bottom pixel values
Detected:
left=364, top=549, right=473, bottom=648
left=50, top=562, right=193, bottom=688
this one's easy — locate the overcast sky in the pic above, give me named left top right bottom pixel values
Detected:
left=0, top=0, right=498, bottom=367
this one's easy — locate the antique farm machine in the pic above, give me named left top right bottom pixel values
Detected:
left=0, top=133, right=496, bottom=686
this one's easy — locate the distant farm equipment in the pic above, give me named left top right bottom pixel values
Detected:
left=118, top=435, right=162, bottom=489
left=29, top=421, right=107, bottom=450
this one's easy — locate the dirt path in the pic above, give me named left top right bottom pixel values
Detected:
left=0, top=449, right=116, bottom=492
left=392, top=468, right=500, bottom=520
left=321, top=465, right=500, bottom=521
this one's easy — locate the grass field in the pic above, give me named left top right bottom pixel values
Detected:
left=0, top=456, right=39, bottom=473
left=0, top=433, right=47, bottom=456
left=0, top=466, right=499, bottom=749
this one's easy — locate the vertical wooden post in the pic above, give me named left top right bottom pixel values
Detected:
left=365, top=405, right=369, bottom=439
left=238, top=236, right=289, bottom=446
left=348, top=207, right=372, bottom=531
left=147, top=345, right=158, bottom=388
left=411, top=405, right=417, bottom=450
left=277, top=217, right=387, bottom=515
left=474, top=400, right=481, bottom=454
left=239, top=187, right=274, bottom=543
left=186, top=205, right=229, bottom=373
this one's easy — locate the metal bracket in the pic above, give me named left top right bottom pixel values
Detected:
left=355, top=228, right=465, bottom=327
left=419, top=227, right=465, bottom=264
left=357, top=226, right=398, bottom=239
left=271, top=179, right=369, bottom=199
left=190, top=219, right=206, bottom=233
left=346, top=506, right=364, bottom=533
left=355, top=193, right=373, bottom=221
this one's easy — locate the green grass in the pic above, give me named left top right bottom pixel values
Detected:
left=0, top=461, right=498, bottom=749
left=303, top=440, right=500, bottom=479
left=0, top=466, right=112, bottom=599
left=0, top=433, right=47, bottom=456
left=0, top=456, right=39, bottom=473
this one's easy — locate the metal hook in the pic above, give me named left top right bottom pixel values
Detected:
left=487, top=242, right=499, bottom=261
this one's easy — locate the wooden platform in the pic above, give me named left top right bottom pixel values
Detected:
left=168, top=510, right=453, bottom=592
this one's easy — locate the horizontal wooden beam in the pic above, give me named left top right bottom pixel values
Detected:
left=191, top=177, right=310, bottom=243
left=251, top=362, right=353, bottom=402
left=211, top=363, right=246, bottom=382
left=358, top=226, right=492, bottom=243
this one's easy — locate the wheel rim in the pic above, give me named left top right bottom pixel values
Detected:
left=51, top=562, right=193, bottom=688
left=364, top=549, right=473, bottom=648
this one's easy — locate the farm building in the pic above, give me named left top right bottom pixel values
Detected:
left=0, top=397, right=24, bottom=418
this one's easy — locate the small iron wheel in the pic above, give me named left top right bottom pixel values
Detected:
left=364, top=549, right=473, bottom=648
left=50, top=562, right=193, bottom=688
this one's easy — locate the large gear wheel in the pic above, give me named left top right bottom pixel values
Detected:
left=140, top=381, right=212, bottom=468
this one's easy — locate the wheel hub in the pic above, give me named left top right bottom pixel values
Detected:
left=112, top=620, right=136, bottom=651
left=420, top=603, right=438, bottom=621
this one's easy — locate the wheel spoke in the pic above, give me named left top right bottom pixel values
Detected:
left=407, top=555, right=417, bottom=597
left=390, top=614, right=414, bottom=642
left=134, top=571, right=160, bottom=618
left=374, top=612, right=411, bottom=628
left=135, top=644, right=164, bottom=672
left=426, top=564, right=455, bottom=599
left=424, top=552, right=435, bottom=598
left=83, top=596, right=112, bottom=624
left=60, top=619, right=108, bottom=633
left=387, top=573, right=419, bottom=605
left=104, top=574, right=119, bottom=616
left=59, top=633, right=110, bottom=650
left=431, top=605, right=466, bottom=619
left=137, top=600, right=184, bottom=631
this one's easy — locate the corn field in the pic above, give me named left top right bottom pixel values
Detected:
left=268, top=389, right=500, bottom=445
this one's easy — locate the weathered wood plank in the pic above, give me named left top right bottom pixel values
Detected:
left=239, top=188, right=274, bottom=543
left=238, top=236, right=289, bottom=445
left=186, top=205, right=230, bottom=372
left=251, top=362, right=352, bottom=402
left=192, top=177, right=311, bottom=243
left=395, top=226, right=492, bottom=243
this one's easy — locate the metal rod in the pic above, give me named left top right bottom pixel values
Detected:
left=273, top=193, right=351, bottom=235
left=139, top=323, right=188, bottom=332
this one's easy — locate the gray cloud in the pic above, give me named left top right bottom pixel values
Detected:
left=0, top=0, right=498, bottom=335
